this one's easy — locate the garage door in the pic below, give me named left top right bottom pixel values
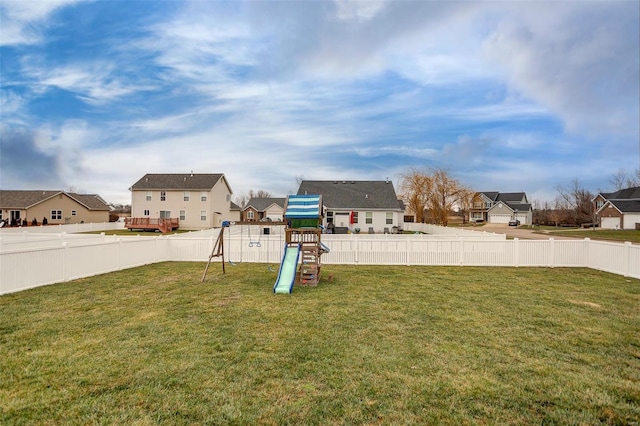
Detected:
left=490, top=214, right=511, bottom=224
left=601, top=217, right=620, bottom=229
left=516, top=214, right=528, bottom=225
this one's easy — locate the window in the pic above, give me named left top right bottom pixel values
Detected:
left=183, top=192, right=190, bottom=202
left=365, top=212, right=372, bottom=224
left=386, top=212, right=393, bottom=225
left=71, top=210, right=77, bottom=216
left=247, top=210, right=254, bottom=220
left=161, top=191, right=166, bottom=201
left=226, top=194, right=230, bottom=202
left=51, top=210, right=62, bottom=220
left=146, top=191, right=152, bottom=201
left=143, top=209, right=150, bottom=216
left=352, top=211, right=358, bottom=223
left=201, top=210, right=207, bottom=221
left=596, top=200, right=604, bottom=209
left=201, top=192, right=207, bottom=202
left=327, top=211, right=334, bottom=224
left=180, top=210, right=186, bottom=221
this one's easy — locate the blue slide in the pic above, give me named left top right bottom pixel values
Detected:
left=273, top=244, right=301, bottom=294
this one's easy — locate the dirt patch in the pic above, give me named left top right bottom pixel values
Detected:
left=568, top=299, right=602, bottom=309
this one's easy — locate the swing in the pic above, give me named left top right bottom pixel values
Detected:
left=247, top=224, right=262, bottom=247
left=228, top=224, right=243, bottom=265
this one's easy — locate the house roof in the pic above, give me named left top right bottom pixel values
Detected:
left=130, top=173, right=231, bottom=192
left=297, top=180, right=403, bottom=210
left=0, top=190, right=111, bottom=211
left=244, top=197, right=286, bottom=212
left=600, top=186, right=640, bottom=200
left=606, top=200, right=640, bottom=213
left=479, top=191, right=499, bottom=202
left=496, top=192, right=527, bottom=203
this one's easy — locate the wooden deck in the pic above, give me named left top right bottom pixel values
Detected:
left=125, top=218, right=179, bottom=233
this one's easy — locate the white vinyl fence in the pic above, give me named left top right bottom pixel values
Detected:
left=1, top=225, right=638, bottom=295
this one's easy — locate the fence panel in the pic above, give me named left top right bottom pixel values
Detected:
left=1, top=229, right=639, bottom=295
left=0, top=247, right=66, bottom=294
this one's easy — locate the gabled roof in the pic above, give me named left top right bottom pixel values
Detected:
left=479, top=191, right=499, bottom=202
left=487, top=201, right=532, bottom=213
left=599, top=186, right=640, bottom=201
left=130, top=173, right=231, bottom=192
left=496, top=192, right=527, bottom=203
left=244, top=197, right=286, bottom=212
left=0, top=190, right=110, bottom=211
left=297, top=180, right=403, bottom=210
left=598, top=199, right=640, bottom=214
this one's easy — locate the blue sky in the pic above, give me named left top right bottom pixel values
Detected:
left=1, top=0, right=638, bottom=206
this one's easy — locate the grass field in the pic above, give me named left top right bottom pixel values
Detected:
left=1, top=263, right=639, bottom=424
left=545, top=229, right=640, bottom=243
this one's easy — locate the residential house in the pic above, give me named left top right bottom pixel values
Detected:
left=297, top=180, right=405, bottom=233
left=593, top=186, right=640, bottom=230
left=241, top=197, right=285, bottom=222
left=129, top=173, right=235, bottom=230
left=0, top=190, right=111, bottom=226
left=471, top=191, right=533, bottom=225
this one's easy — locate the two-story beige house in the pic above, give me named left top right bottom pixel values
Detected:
left=129, top=173, right=236, bottom=230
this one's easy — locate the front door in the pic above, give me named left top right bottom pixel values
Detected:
left=10, top=210, right=21, bottom=225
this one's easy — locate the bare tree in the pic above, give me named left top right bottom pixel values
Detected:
left=233, top=193, right=249, bottom=208
left=556, top=179, right=594, bottom=225
left=610, top=168, right=640, bottom=190
left=248, top=189, right=272, bottom=198
left=400, top=167, right=469, bottom=226
left=427, top=168, right=467, bottom=226
left=456, top=188, right=478, bottom=224
left=399, top=168, right=432, bottom=223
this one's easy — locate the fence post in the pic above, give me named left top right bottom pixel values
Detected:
left=354, top=234, right=359, bottom=264
left=625, top=242, right=632, bottom=277
left=118, top=238, right=122, bottom=271
left=459, top=237, right=464, bottom=266
left=63, top=242, right=69, bottom=282
left=514, top=238, right=520, bottom=267
left=548, top=238, right=555, bottom=268
left=583, top=238, right=590, bottom=268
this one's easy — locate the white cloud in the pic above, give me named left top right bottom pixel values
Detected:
left=482, top=1, right=639, bottom=137
left=0, top=0, right=80, bottom=46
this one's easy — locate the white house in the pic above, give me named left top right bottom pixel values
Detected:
left=297, top=180, right=405, bottom=233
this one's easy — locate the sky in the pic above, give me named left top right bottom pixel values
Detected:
left=1, top=0, right=639, bottom=206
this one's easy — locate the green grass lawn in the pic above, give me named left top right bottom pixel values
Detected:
left=1, top=263, right=639, bottom=424
left=545, top=229, right=640, bottom=243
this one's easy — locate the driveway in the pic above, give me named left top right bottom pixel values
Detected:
left=479, top=223, right=576, bottom=240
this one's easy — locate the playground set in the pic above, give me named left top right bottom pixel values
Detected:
left=201, top=194, right=330, bottom=294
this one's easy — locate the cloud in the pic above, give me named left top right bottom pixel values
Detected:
left=0, top=125, right=63, bottom=187
left=0, top=0, right=80, bottom=46
left=483, top=1, right=640, bottom=137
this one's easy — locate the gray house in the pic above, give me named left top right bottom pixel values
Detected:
left=297, top=180, right=405, bottom=233
left=471, top=191, right=533, bottom=225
